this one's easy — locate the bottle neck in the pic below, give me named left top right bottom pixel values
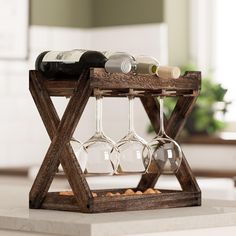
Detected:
left=133, top=56, right=159, bottom=75
left=104, top=53, right=135, bottom=74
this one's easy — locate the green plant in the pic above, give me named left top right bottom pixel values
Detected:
left=148, top=64, right=231, bottom=136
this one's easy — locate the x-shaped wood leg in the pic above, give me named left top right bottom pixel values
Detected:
left=138, top=96, right=200, bottom=192
left=29, top=70, right=92, bottom=212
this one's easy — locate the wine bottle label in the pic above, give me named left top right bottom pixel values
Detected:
left=42, top=49, right=87, bottom=62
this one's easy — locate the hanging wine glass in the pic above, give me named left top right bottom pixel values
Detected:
left=70, top=138, right=87, bottom=171
left=56, top=138, right=87, bottom=174
left=116, top=90, right=151, bottom=174
left=148, top=96, right=182, bottom=173
left=79, top=94, right=119, bottom=175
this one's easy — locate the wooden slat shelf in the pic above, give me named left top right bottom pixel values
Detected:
left=39, top=68, right=201, bottom=97
left=42, top=190, right=201, bottom=213
left=29, top=68, right=202, bottom=213
left=90, top=69, right=200, bottom=92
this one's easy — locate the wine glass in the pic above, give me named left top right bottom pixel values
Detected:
left=70, top=138, right=87, bottom=171
left=56, top=138, right=87, bottom=174
left=116, top=90, right=151, bottom=174
left=80, top=95, right=119, bottom=175
left=148, top=96, right=182, bottom=173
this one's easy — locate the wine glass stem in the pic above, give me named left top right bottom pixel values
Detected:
left=159, top=97, right=165, bottom=135
left=128, top=96, right=134, bottom=133
left=96, top=96, right=103, bottom=134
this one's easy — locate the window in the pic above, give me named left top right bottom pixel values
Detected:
left=190, top=0, right=236, bottom=123
left=215, top=0, right=236, bottom=121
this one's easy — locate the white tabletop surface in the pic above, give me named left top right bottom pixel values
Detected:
left=1, top=176, right=236, bottom=236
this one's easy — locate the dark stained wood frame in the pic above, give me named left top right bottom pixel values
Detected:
left=29, top=68, right=201, bottom=213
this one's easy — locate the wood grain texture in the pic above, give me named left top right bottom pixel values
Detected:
left=166, top=96, right=200, bottom=192
left=29, top=70, right=92, bottom=212
left=41, top=69, right=201, bottom=97
left=90, top=69, right=200, bottom=91
left=29, top=71, right=62, bottom=208
left=29, top=69, right=201, bottom=213
left=166, top=96, right=198, bottom=139
left=42, top=191, right=201, bottom=213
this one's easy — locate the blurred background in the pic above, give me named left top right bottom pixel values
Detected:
left=0, top=0, right=236, bottom=186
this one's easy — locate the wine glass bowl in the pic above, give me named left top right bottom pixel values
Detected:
left=70, top=138, right=87, bottom=172
left=148, top=97, right=183, bottom=174
left=78, top=95, right=119, bottom=176
left=82, top=133, right=119, bottom=175
left=116, top=92, right=151, bottom=174
left=117, top=132, right=151, bottom=174
left=149, top=136, right=182, bottom=174
left=57, top=138, right=86, bottom=174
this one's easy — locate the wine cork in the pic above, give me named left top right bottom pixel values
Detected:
left=144, top=188, right=156, bottom=194
left=155, top=189, right=161, bottom=194
left=135, top=191, right=143, bottom=195
left=157, top=66, right=181, bottom=79
left=92, top=192, right=98, bottom=197
left=106, top=192, right=114, bottom=197
left=59, top=191, right=74, bottom=196
left=124, top=189, right=135, bottom=195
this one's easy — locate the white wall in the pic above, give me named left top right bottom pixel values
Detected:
left=0, top=24, right=168, bottom=167
left=164, top=0, right=189, bottom=66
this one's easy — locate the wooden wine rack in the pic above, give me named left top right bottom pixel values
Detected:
left=29, top=68, right=201, bottom=213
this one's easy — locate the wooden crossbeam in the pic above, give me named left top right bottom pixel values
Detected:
left=29, top=70, right=92, bottom=212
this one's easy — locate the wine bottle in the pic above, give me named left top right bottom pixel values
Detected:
left=105, top=52, right=181, bottom=78
left=35, top=49, right=176, bottom=78
left=35, top=49, right=136, bottom=78
left=103, top=52, right=134, bottom=74
left=104, top=52, right=159, bottom=75
left=35, top=49, right=108, bottom=77
left=134, top=54, right=181, bottom=78
left=134, top=55, right=159, bottom=75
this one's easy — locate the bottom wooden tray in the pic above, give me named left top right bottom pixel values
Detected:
left=38, top=189, right=201, bottom=213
